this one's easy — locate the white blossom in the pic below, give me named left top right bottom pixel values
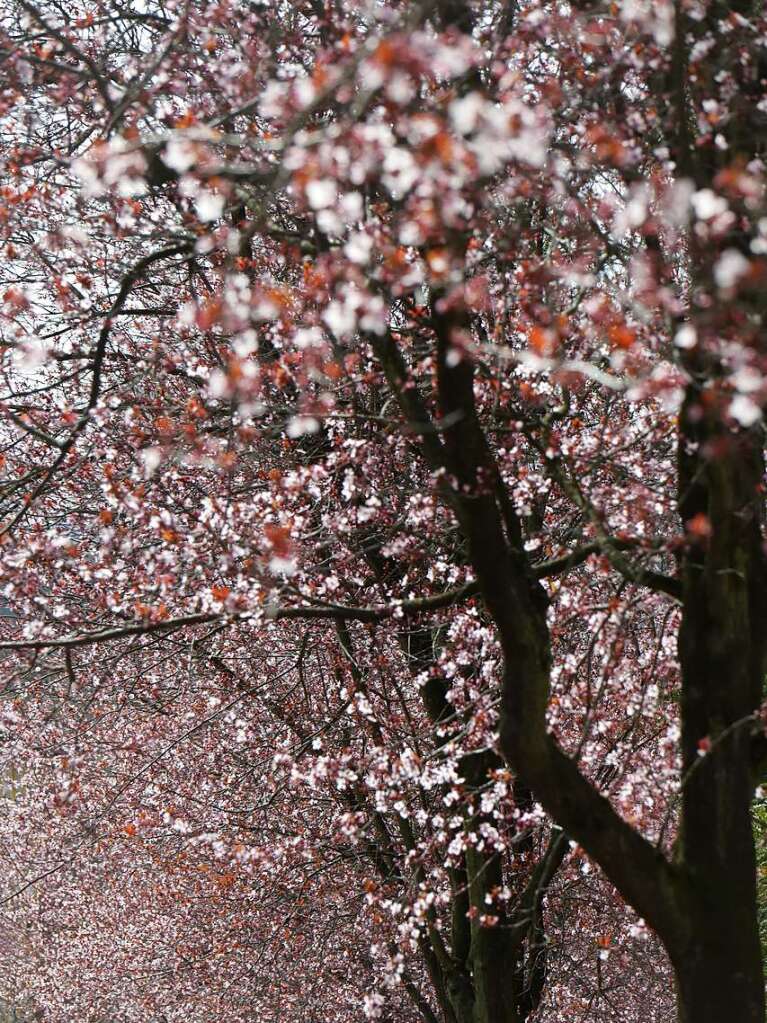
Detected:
left=673, top=324, right=697, bottom=349
left=306, top=179, right=337, bottom=210
left=691, top=188, right=728, bottom=220
left=729, top=394, right=762, bottom=427
left=713, top=249, right=749, bottom=290
left=195, top=190, right=225, bottom=222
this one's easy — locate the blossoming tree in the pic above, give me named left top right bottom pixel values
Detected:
left=0, top=0, right=765, bottom=1021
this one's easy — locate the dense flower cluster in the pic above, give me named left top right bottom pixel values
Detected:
left=0, top=1, right=764, bottom=1021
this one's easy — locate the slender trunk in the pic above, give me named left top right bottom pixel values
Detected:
left=464, top=846, right=521, bottom=1023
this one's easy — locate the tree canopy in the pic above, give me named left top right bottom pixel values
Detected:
left=0, top=1, right=765, bottom=1021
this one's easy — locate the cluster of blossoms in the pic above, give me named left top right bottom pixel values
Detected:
left=0, top=0, right=765, bottom=1022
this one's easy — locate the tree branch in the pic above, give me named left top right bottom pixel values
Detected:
left=371, top=314, right=693, bottom=958
left=0, top=243, right=192, bottom=539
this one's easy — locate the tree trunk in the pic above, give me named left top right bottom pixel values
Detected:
left=464, top=846, right=521, bottom=1023
left=675, top=397, right=767, bottom=1023
left=675, top=929, right=764, bottom=1023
